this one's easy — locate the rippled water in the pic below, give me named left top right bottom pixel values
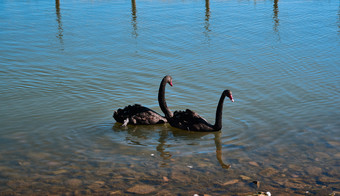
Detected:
left=0, top=0, right=339, bottom=195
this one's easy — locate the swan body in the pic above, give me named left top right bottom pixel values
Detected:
left=113, top=104, right=167, bottom=126
left=113, top=77, right=172, bottom=126
left=170, top=109, right=215, bottom=132
left=158, top=75, right=234, bottom=132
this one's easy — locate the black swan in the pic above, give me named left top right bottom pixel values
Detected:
left=113, top=77, right=173, bottom=126
left=158, top=76, right=234, bottom=132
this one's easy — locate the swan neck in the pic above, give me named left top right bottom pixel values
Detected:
left=214, top=92, right=226, bottom=130
left=158, top=78, right=173, bottom=118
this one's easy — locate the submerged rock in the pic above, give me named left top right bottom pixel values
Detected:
left=163, top=176, right=169, bottom=182
left=334, top=152, right=340, bottom=159
left=222, top=179, right=239, bottom=186
left=327, top=141, right=340, bottom=147
left=53, top=169, right=68, bottom=175
left=65, top=179, right=82, bottom=187
left=109, top=190, right=123, bottom=195
left=306, top=166, right=322, bottom=176
left=315, top=152, right=331, bottom=160
left=318, top=176, right=340, bottom=183
left=170, top=171, right=191, bottom=183
left=27, top=152, right=51, bottom=160
left=240, top=175, right=251, bottom=181
left=259, top=167, right=279, bottom=177
left=330, top=191, right=340, bottom=196
left=249, top=161, right=260, bottom=167
left=47, top=161, right=62, bottom=166
left=18, top=161, right=30, bottom=166
left=6, top=180, right=30, bottom=189
left=126, top=184, right=156, bottom=194
left=155, top=190, right=173, bottom=196
left=88, top=181, right=105, bottom=190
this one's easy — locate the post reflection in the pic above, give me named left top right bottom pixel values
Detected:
left=204, top=0, right=211, bottom=41
left=131, top=0, right=138, bottom=38
left=113, top=124, right=230, bottom=169
left=273, top=0, right=280, bottom=40
left=55, top=0, right=64, bottom=46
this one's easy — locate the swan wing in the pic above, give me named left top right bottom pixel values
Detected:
left=173, top=109, right=209, bottom=124
left=113, top=104, right=167, bottom=124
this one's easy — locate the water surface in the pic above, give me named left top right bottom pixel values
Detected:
left=0, top=0, right=339, bottom=195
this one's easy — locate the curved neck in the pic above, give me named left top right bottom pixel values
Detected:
left=158, top=78, right=173, bottom=118
left=214, top=92, right=226, bottom=130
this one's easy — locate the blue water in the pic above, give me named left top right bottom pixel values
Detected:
left=0, top=0, right=339, bottom=195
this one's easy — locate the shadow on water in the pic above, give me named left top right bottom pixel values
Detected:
left=112, top=123, right=231, bottom=169
left=131, top=0, right=138, bottom=38
left=55, top=0, right=64, bottom=48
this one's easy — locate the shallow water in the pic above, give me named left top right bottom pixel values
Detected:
left=0, top=0, right=339, bottom=195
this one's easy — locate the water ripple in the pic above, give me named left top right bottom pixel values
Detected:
left=0, top=1, right=339, bottom=193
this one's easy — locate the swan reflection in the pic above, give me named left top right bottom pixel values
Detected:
left=112, top=124, right=230, bottom=169
left=55, top=0, right=64, bottom=47
left=214, top=131, right=231, bottom=169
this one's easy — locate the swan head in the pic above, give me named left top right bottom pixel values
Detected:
left=165, top=75, right=173, bottom=86
left=224, top=90, right=234, bottom=102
